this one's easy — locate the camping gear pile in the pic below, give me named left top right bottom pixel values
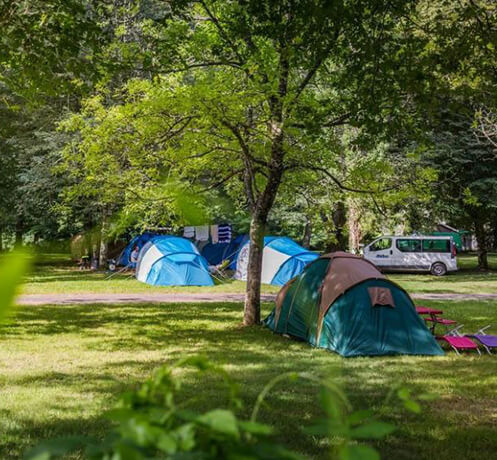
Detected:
left=415, top=306, right=497, bottom=355
left=264, top=252, right=443, bottom=357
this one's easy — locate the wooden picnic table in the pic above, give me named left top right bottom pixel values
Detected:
left=415, top=305, right=456, bottom=334
left=415, top=306, right=443, bottom=315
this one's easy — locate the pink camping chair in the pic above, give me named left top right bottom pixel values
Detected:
left=437, top=325, right=481, bottom=356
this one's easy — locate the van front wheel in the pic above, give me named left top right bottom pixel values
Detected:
left=431, top=262, right=447, bottom=276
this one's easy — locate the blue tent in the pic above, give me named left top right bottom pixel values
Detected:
left=117, top=232, right=158, bottom=267
left=136, top=236, right=214, bottom=286
left=200, top=234, right=249, bottom=269
left=235, top=236, right=319, bottom=286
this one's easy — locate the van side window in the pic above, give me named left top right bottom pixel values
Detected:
left=370, top=238, right=392, bottom=251
left=396, top=239, right=422, bottom=253
left=422, top=239, right=450, bottom=253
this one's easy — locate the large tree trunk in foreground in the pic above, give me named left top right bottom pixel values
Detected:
left=474, top=220, right=488, bottom=270
left=244, top=217, right=265, bottom=326
left=243, top=130, right=285, bottom=325
left=243, top=47, right=288, bottom=326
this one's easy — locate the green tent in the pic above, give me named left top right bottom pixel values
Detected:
left=431, top=231, right=466, bottom=252
left=264, top=252, right=443, bottom=357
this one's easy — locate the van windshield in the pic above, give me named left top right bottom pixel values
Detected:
left=369, top=238, right=391, bottom=251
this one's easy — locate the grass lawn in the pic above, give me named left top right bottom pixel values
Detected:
left=1, top=299, right=497, bottom=459
left=19, top=252, right=497, bottom=296
left=389, top=253, right=497, bottom=294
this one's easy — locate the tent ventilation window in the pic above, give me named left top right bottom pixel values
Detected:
left=368, top=287, right=395, bottom=308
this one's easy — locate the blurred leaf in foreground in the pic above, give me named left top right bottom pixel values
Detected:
left=0, top=250, right=32, bottom=322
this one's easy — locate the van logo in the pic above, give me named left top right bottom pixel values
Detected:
left=376, top=255, right=388, bottom=258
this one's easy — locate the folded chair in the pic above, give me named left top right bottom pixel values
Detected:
left=467, top=326, right=497, bottom=355
left=437, top=325, right=481, bottom=356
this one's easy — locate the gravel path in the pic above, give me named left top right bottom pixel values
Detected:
left=15, top=292, right=497, bottom=305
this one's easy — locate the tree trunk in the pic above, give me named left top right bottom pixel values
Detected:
left=243, top=217, right=265, bottom=325
left=15, top=219, right=23, bottom=247
left=243, top=45, right=288, bottom=326
left=302, top=216, right=312, bottom=249
left=348, top=199, right=362, bottom=254
left=325, top=201, right=347, bottom=252
left=91, top=229, right=101, bottom=269
left=0, top=231, right=3, bottom=252
left=333, top=201, right=347, bottom=250
left=474, top=220, right=488, bottom=270
left=99, top=211, right=110, bottom=268
left=491, top=218, right=497, bottom=251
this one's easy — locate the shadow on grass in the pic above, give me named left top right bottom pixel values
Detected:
left=0, top=301, right=496, bottom=459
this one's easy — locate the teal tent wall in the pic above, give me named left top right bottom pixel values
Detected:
left=265, top=258, right=443, bottom=357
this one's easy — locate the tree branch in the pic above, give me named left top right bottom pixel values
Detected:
left=286, top=164, right=400, bottom=194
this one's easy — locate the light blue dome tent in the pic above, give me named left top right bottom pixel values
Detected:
left=136, top=236, right=214, bottom=286
left=117, top=232, right=158, bottom=267
left=234, top=236, right=319, bottom=286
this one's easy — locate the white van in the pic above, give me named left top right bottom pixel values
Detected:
left=363, top=235, right=457, bottom=276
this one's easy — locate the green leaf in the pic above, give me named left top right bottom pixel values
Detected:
left=347, top=410, right=374, bottom=426
left=24, top=436, right=91, bottom=459
left=397, top=388, right=411, bottom=401
left=0, top=250, right=31, bottom=322
left=157, top=432, right=177, bottom=454
left=303, top=419, right=348, bottom=437
left=172, top=423, right=196, bottom=451
left=238, top=420, right=274, bottom=436
left=339, top=444, right=381, bottom=460
left=404, top=400, right=421, bottom=414
left=112, top=441, right=145, bottom=460
left=350, top=421, right=396, bottom=440
left=196, top=409, right=240, bottom=439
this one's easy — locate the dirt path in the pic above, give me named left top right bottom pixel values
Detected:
left=15, top=292, right=497, bottom=305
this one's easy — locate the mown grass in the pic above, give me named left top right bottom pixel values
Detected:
left=389, top=253, right=497, bottom=294
left=20, top=252, right=497, bottom=295
left=1, top=300, right=496, bottom=459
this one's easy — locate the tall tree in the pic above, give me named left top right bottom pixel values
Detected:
left=52, top=0, right=431, bottom=324
left=424, top=103, right=497, bottom=269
